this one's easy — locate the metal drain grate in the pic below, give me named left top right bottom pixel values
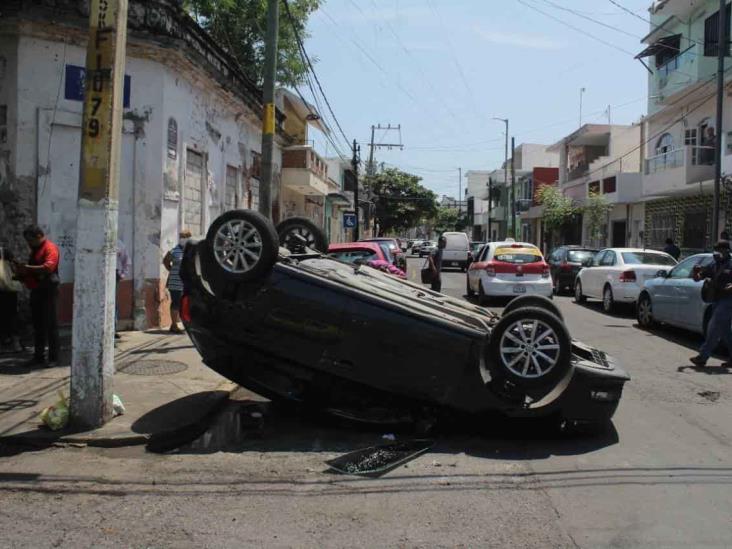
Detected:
left=117, top=360, right=188, bottom=376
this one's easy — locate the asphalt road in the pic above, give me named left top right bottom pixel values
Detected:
left=1, top=256, right=731, bottom=548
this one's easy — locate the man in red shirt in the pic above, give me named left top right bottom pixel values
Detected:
left=13, top=226, right=60, bottom=367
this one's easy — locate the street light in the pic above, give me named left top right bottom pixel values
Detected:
left=579, top=87, right=586, bottom=128
left=492, top=117, right=509, bottom=239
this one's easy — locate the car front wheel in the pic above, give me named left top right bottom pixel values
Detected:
left=487, top=307, right=572, bottom=390
left=637, top=294, right=654, bottom=329
left=276, top=217, right=328, bottom=253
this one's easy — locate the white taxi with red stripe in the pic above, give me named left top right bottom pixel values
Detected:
left=466, top=240, right=552, bottom=304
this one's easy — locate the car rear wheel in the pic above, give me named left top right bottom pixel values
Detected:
left=574, top=280, right=586, bottom=304
left=602, top=285, right=615, bottom=314
left=466, top=276, right=475, bottom=297
left=203, top=209, right=279, bottom=282
left=478, top=280, right=489, bottom=306
left=637, top=294, right=654, bottom=329
left=487, top=307, right=572, bottom=390
left=276, top=217, right=328, bottom=253
left=503, top=294, right=564, bottom=321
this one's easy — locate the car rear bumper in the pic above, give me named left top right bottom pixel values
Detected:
left=481, top=277, right=553, bottom=298
left=612, top=283, right=641, bottom=303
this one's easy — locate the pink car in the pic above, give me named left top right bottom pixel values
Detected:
left=327, top=243, right=407, bottom=279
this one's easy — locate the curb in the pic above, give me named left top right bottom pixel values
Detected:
left=0, top=381, right=239, bottom=449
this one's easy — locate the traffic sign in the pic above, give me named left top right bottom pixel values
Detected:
left=343, top=211, right=357, bottom=229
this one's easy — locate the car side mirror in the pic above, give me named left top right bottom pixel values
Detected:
left=656, top=269, right=668, bottom=278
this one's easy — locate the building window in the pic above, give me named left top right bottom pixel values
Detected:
left=602, top=177, right=617, bottom=194
left=588, top=181, right=600, bottom=195
left=655, top=34, right=681, bottom=68
left=684, top=128, right=697, bottom=146
left=704, top=3, right=731, bottom=57
left=251, top=151, right=262, bottom=180
left=656, top=133, right=675, bottom=155
left=167, top=118, right=177, bottom=160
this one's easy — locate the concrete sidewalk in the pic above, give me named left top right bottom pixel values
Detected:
left=0, top=330, right=234, bottom=447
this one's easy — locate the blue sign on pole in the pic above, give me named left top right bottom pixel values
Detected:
left=343, top=211, right=357, bottom=229
left=64, top=65, right=131, bottom=108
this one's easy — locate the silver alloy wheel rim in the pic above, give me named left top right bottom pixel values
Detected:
left=283, top=225, right=316, bottom=249
left=604, top=288, right=612, bottom=310
left=212, top=219, right=263, bottom=274
left=638, top=299, right=651, bottom=325
left=499, top=318, right=561, bottom=379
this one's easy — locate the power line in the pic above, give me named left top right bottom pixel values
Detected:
left=606, top=0, right=705, bottom=48
left=516, top=0, right=636, bottom=56
left=282, top=0, right=351, bottom=149
left=535, top=0, right=639, bottom=39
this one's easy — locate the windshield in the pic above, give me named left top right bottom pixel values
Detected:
left=328, top=249, right=377, bottom=263
left=568, top=250, right=596, bottom=263
left=621, top=252, right=676, bottom=266
left=494, top=246, right=542, bottom=264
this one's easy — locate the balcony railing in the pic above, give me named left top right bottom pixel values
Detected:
left=645, top=146, right=715, bottom=174
left=657, top=46, right=694, bottom=81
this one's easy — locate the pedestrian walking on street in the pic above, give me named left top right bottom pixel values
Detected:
left=0, top=247, right=23, bottom=353
left=13, top=226, right=60, bottom=367
left=115, top=239, right=131, bottom=339
left=663, top=238, right=681, bottom=261
left=428, top=236, right=446, bottom=292
left=690, top=240, right=732, bottom=367
left=163, top=230, right=191, bottom=334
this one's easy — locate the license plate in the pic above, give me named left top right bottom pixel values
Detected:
left=513, top=285, right=527, bottom=294
left=450, top=261, right=458, bottom=266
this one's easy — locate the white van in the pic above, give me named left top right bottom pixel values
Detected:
left=441, top=232, right=470, bottom=271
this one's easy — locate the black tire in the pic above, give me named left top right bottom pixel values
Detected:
left=478, top=280, right=489, bottom=306
left=276, top=217, right=328, bottom=253
left=487, top=307, right=572, bottom=390
left=602, top=285, right=615, bottom=314
left=466, top=276, right=475, bottom=297
left=203, top=209, right=279, bottom=282
left=503, top=294, right=564, bottom=321
left=574, top=280, right=586, bottom=304
left=637, top=293, right=654, bottom=329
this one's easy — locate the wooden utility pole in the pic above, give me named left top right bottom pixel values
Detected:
left=259, top=0, right=279, bottom=221
left=71, top=0, right=128, bottom=429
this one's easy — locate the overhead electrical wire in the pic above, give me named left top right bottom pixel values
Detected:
left=607, top=0, right=705, bottom=48
left=282, top=0, right=352, bottom=151
left=516, top=0, right=637, bottom=56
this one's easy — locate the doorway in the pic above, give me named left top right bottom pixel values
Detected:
left=612, top=220, right=627, bottom=247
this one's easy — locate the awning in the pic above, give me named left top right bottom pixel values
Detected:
left=635, top=33, right=681, bottom=59
left=640, top=15, right=675, bottom=45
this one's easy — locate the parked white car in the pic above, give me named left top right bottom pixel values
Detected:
left=466, top=240, right=553, bottom=304
left=441, top=232, right=471, bottom=271
left=574, top=248, right=677, bottom=313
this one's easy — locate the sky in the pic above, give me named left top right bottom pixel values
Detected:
left=300, top=0, right=652, bottom=199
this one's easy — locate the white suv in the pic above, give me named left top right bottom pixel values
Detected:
left=441, top=232, right=471, bottom=271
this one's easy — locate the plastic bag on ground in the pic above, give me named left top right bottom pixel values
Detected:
left=112, top=394, right=125, bottom=417
left=39, top=391, right=69, bottom=431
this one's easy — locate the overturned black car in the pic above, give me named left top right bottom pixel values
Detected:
left=180, top=210, right=629, bottom=432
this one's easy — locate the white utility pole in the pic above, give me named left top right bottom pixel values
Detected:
left=71, top=0, right=128, bottom=429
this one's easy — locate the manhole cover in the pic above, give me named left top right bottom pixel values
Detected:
left=117, top=360, right=188, bottom=376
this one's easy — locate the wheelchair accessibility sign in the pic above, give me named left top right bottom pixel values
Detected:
left=343, top=211, right=357, bottom=229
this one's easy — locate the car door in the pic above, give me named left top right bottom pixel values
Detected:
left=467, top=244, right=490, bottom=291
left=584, top=250, right=607, bottom=297
left=673, top=255, right=712, bottom=332
left=599, top=250, right=618, bottom=297
left=653, top=256, right=696, bottom=323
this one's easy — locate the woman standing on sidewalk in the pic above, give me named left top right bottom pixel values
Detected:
left=163, top=230, right=191, bottom=334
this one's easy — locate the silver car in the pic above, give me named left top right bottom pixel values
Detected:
left=637, top=253, right=714, bottom=335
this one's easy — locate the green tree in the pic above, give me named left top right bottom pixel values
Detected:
left=537, top=185, right=580, bottom=247
left=184, top=0, right=322, bottom=86
left=433, top=207, right=459, bottom=234
left=366, top=169, right=438, bottom=235
left=584, top=191, right=612, bottom=246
